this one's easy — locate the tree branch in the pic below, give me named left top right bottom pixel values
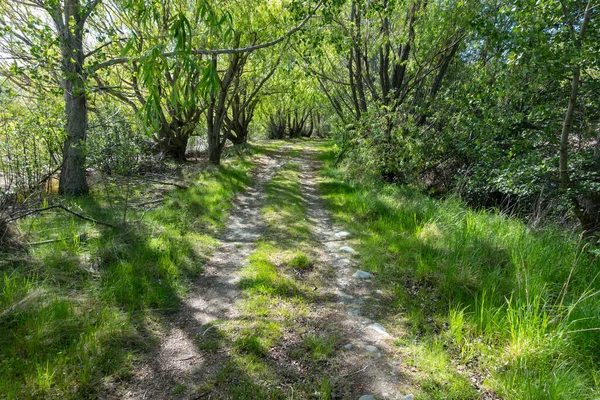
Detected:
left=8, top=205, right=117, bottom=228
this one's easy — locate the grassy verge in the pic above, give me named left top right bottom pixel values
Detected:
left=0, top=146, right=261, bottom=399
left=315, top=140, right=600, bottom=399
left=199, top=158, right=339, bottom=399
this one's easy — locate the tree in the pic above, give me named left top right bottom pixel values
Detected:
left=1, top=0, right=102, bottom=195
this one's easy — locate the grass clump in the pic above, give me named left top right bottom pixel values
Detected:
left=316, top=140, right=600, bottom=399
left=302, top=333, right=338, bottom=362
left=287, top=251, right=314, bottom=270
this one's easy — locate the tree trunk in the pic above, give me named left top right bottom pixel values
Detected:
left=156, top=130, right=190, bottom=160
left=559, top=0, right=596, bottom=234
left=207, top=92, right=221, bottom=164
left=59, top=87, right=89, bottom=195
left=57, top=0, right=89, bottom=195
left=206, top=53, right=241, bottom=165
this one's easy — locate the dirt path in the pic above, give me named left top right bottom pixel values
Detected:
left=294, top=144, right=411, bottom=400
left=112, top=152, right=284, bottom=399
left=111, top=143, right=410, bottom=399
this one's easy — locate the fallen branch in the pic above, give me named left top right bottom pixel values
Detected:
left=27, top=237, right=72, bottom=246
left=136, top=177, right=188, bottom=189
left=0, top=290, right=46, bottom=319
left=8, top=205, right=117, bottom=228
left=131, top=198, right=165, bottom=207
left=26, top=233, right=89, bottom=246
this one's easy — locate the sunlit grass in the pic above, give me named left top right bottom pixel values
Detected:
left=0, top=147, right=263, bottom=399
left=204, top=156, right=336, bottom=398
left=317, top=140, right=600, bottom=399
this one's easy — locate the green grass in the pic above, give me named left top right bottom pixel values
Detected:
left=315, top=140, right=600, bottom=399
left=0, top=146, right=263, bottom=399
left=201, top=156, right=337, bottom=399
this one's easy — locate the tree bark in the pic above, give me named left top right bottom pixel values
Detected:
left=57, top=0, right=90, bottom=195
left=207, top=52, right=242, bottom=165
left=559, top=0, right=596, bottom=234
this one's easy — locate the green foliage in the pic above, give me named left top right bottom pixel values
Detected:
left=85, top=101, right=147, bottom=174
left=0, top=94, right=64, bottom=194
left=0, top=150, right=258, bottom=398
left=318, top=141, right=600, bottom=399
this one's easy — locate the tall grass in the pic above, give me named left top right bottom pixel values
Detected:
left=0, top=152, right=258, bottom=399
left=316, top=141, right=600, bottom=399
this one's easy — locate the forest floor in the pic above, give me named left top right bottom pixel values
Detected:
left=108, top=141, right=414, bottom=399
left=4, top=140, right=597, bottom=400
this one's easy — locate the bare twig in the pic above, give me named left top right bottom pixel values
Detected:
left=8, top=205, right=117, bottom=228
left=340, top=363, right=371, bottom=377
left=202, top=324, right=227, bottom=336
left=136, top=177, right=188, bottom=189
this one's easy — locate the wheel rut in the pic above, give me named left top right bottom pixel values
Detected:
left=111, top=143, right=408, bottom=400
left=112, top=152, right=284, bottom=400
left=294, top=143, right=409, bottom=400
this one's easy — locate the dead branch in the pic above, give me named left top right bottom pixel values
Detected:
left=7, top=205, right=117, bottom=228
left=136, top=177, right=188, bottom=189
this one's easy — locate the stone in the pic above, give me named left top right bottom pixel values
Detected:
left=340, top=246, right=358, bottom=254
left=403, top=395, right=414, bottom=400
left=352, top=270, right=373, bottom=279
left=359, top=396, right=376, bottom=400
left=348, top=310, right=360, bottom=316
left=375, top=290, right=384, bottom=295
left=365, top=345, right=378, bottom=353
left=344, top=343, right=353, bottom=350
left=335, top=231, right=352, bottom=239
left=367, top=323, right=390, bottom=337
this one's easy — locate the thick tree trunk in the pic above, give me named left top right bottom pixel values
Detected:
left=208, top=132, right=221, bottom=164
left=156, top=130, right=190, bottom=160
left=59, top=87, right=89, bottom=195
left=58, top=0, right=89, bottom=195
left=206, top=52, right=242, bottom=165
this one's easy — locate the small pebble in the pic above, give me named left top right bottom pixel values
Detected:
left=368, top=323, right=391, bottom=337
left=348, top=310, right=360, bottom=316
left=359, top=396, right=376, bottom=400
left=404, top=395, right=414, bottom=400
left=352, top=270, right=373, bottom=279
left=365, top=345, right=378, bottom=353
left=340, top=246, right=358, bottom=254
left=344, top=343, right=353, bottom=350
left=335, top=231, right=352, bottom=239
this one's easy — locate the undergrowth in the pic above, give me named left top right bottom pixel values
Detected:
left=316, top=140, right=600, bottom=399
left=0, top=146, right=260, bottom=399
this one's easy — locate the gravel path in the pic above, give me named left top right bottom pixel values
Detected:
left=110, top=143, right=410, bottom=399
left=110, top=152, right=284, bottom=399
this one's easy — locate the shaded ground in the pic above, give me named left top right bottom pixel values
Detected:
left=110, top=142, right=412, bottom=399
left=108, top=153, right=284, bottom=399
